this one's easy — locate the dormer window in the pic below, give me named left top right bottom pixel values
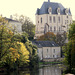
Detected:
left=48, top=7, right=52, bottom=14
left=57, top=8, right=60, bottom=14
left=65, top=8, right=69, bottom=15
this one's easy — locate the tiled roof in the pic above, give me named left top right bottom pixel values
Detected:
left=36, top=1, right=71, bottom=15
left=32, top=41, right=59, bottom=47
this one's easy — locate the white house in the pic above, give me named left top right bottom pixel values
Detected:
left=32, top=41, right=61, bottom=61
left=35, top=0, right=72, bottom=39
left=5, top=18, right=22, bottom=34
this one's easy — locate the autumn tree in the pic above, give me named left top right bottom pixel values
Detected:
left=37, top=32, right=56, bottom=41
left=0, top=17, right=11, bottom=62
left=17, top=42, right=29, bottom=67
left=0, top=16, right=39, bottom=69
left=0, top=17, right=30, bottom=69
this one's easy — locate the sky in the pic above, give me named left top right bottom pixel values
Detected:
left=0, top=0, right=75, bottom=24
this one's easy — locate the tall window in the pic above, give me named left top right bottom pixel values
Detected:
left=67, top=20, right=68, bottom=23
left=53, top=16, right=55, bottom=23
left=53, top=55, right=55, bottom=58
left=67, top=25, right=68, bottom=29
left=47, top=49, right=48, bottom=53
left=41, top=18, right=42, bottom=23
left=53, top=49, right=55, bottom=53
left=50, top=16, right=52, bottom=23
left=59, top=27, right=60, bottom=31
left=67, top=16, right=68, bottom=18
left=38, top=21, right=39, bottom=23
left=54, top=27, right=56, bottom=32
left=58, top=17, right=60, bottom=23
left=50, top=27, right=52, bottom=31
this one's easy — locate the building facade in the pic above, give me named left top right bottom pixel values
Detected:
left=5, top=18, right=22, bottom=34
left=32, top=41, right=61, bottom=61
left=35, top=0, right=72, bottom=39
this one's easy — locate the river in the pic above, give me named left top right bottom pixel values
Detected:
left=0, top=64, right=65, bottom=75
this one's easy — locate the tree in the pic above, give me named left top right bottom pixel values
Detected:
left=0, top=25, right=30, bottom=69
left=25, top=39, right=39, bottom=67
left=56, top=32, right=67, bottom=46
left=17, top=42, right=29, bottom=67
left=63, top=23, right=75, bottom=72
left=0, top=25, right=20, bottom=68
left=22, top=17, right=35, bottom=40
left=68, top=23, right=75, bottom=69
left=0, top=17, right=11, bottom=62
left=37, top=32, right=56, bottom=41
left=12, top=14, right=35, bottom=40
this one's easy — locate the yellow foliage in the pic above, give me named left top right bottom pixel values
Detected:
left=18, top=42, right=30, bottom=63
left=9, top=47, right=20, bottom=62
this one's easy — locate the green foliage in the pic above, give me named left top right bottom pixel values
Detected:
left=56, top=32, right=67, bottom=46
left=0, top=25, right=30, bottom=68
left=63, top=23, right=75, bottom=71
left=25, top=40, right=39, bottom=68
left=12, top=14, right=35, bottom=40
left=17, top=42, right=29, bottom=67
left=22, top=17, right=35, bottom=40
left=0, top=17, right=39, bottom=69
left=68, top=23, right=75, bottom=40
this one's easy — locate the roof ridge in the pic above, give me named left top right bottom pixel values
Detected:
left=44, top=1, right=60, bottom=4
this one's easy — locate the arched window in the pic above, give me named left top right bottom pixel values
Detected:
left=48, top=7, right=52, bottom=14
left=57, top=8, right=60, bottom=14
left=65, top=8, right=69, bottom=15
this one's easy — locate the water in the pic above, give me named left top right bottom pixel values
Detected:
left=0, top=65, right=63, bottom=75
left=39, top=65, right=62, bottom=75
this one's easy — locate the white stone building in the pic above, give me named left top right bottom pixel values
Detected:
left=32, top=41, right=61, bottom=61
left=35, top=0, right=72, bottom=39
left=5, top=18, right=22, bottom=34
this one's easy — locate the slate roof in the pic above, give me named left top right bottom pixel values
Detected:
left=5, top=17, right=20, bottom=22
left=36, top=1, right=71, bottom=15
left=32, top=41, right=59, bottom=48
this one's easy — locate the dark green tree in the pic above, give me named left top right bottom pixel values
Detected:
left=56, top=32, right=67, bottom=46
left=22, top=17, right=35, bottom=40
left=63, top=23, right=75, bottom=72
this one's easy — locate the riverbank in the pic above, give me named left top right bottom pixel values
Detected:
left=39, top=61, right=61, bottom=65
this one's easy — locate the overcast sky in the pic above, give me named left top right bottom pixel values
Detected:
left=0, top=0, right=75, bottom=24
